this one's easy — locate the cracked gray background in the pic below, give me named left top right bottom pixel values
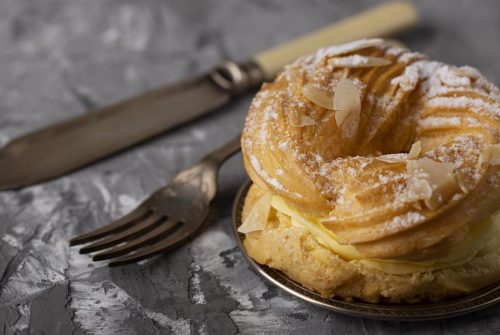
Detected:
left=1, top=0, right=500, bottom=334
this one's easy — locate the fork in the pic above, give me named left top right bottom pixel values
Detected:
left=69, top=133, right=241, bottom=266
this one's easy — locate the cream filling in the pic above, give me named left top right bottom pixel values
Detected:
left=270, top=195, right=500, bottom=275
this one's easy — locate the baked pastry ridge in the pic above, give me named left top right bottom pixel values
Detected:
left=239, top=38, right=500, bottom=303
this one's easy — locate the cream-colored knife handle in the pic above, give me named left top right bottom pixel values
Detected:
left=252, top=1, right=418, bottom=80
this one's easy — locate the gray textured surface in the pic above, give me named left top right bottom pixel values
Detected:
left=0, top=0, right=499, bottom=334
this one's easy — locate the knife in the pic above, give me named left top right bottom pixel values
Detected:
left=0, top=2, right=418, bottom=190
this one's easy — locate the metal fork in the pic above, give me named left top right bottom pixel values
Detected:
left=69, top=133, right=241, bottom=266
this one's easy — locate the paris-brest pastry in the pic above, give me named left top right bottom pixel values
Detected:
left=239, top=39, right=500, bottom=303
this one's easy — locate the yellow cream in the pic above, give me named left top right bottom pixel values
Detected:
left=271, top=196, right=364, bottom=259
left=269, top=195, right=500, bottom=274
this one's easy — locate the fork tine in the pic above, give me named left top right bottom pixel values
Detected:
left=69, top=206, right=151, bottom=246
left=107, top=223, right=198, bottom=267
left=79, top=213, right=164, bottom=254
left=92, top=220, right=182, bottom=261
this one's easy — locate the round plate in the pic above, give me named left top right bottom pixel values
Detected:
left=232, top=180, right=500, bottom=321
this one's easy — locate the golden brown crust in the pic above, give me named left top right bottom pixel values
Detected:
left=241, top=39, right=500, bottom=261
left=240, top=39, right=500, bottom=302
left=242, top=184, right=500, bottom=303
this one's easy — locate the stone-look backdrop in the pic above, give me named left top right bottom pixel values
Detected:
left=0, top=0, right=499, bottom=334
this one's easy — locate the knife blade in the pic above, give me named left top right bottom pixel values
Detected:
left=0, top=62, right=262, bottom=190
left=0, top=1, right=418, bottom=190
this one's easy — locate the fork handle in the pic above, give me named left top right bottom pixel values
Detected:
left=204, top=133, right=241, bottom=165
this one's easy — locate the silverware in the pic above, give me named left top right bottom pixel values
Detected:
left=0, top=2, right=418, bottom=190
left=70, top=134, right=241, bottom=266
left=0, top=63, right=260, bottom=191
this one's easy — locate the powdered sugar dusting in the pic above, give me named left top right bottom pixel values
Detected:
left=427, top=96, right=500, bottom=117
left=437, top=65, right=471, bottom=87
left=383, top=211, right=425, bottom=232
left=391, top=60, right=441, bottom=92
left=242, top=39, right=500, bottom=258
left=249, top=156, right=284, bottom=191
left=259, top=105, right=274, bottom=142
left=252, top=90, right=269, bottom=108
left=419, top=116, right=462, bottom=128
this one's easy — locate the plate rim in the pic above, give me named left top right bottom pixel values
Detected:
left=231, top=179, right=500, bottom=321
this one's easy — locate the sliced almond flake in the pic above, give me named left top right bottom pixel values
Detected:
left=377, top=153, right=407, bottom=163
left=302, top=84, right=333, bottom=109
left=322, top=38, right=385, bottom=58
left=333, top=79, right=361, bottom=140
left=406, top=157, right=459, bottom=210
left=478, top=144, right=500, bottom=168
left=398, top=51, right=427, bottom=63
left=329, top=55, right=391, bottom=68
left=455, top=170, right=469, bottom=193
left=406, top=160, right=433, bottom=200
left=237, top=192, right=272, bottom=233
left=408, top=141, right=422, bottom=159
left=290, top=114, right=316, bottom=127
